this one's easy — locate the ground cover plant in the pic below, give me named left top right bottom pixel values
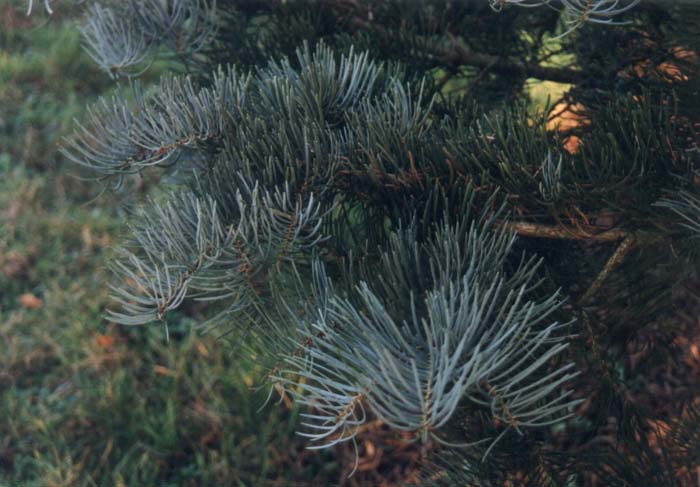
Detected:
left=7, top=0, right=700, bottom=485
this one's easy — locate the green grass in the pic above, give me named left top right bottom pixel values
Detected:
left=0, top=167, right=338, bottom=486
left=0, top=4, right=335, bottom=485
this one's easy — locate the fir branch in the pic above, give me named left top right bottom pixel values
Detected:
left=279, top=210, right=578, bottom=454
left=80, top=0, right=217, bottom=77
left=107, top=183, right=328, bottom=326
left=504, top=221, right=629, bottom=241
left=61, top=66, right=249, bottom=180
left=578, top=233, right=636, bottom=305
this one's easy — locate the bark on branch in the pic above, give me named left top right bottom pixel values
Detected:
left=347, top=16, right=583, bottom=84
left=441, top=34, right=583, bottom=84
left=504, top=221, right=627, bottom=241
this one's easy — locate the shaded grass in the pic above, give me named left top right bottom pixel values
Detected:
left=0, top=168, right=336, bottom=486
left=0, top=5, right=336, bottom=485
left=0, top=5, right=107, bottom=171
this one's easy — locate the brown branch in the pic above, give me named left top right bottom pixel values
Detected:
left=578, top=233, right=637, bottom=305
left=504, top=221, right=645, bottom=305
left=347, top=16, right=583, bottom=84
left=506, top=221, right=664, bottom=304
left=442, top=33, right=583, bottom=84
left=504, top=221, right=628, bottom=242
left=482, top=380, right=518, bottom=429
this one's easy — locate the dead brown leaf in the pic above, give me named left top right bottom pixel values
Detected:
left=153, top=364, right=178, bottom=378
left=81, top=226, right=94, bottom=250
left=94, top=334, right=115, bottom=349
left=18, top=293, right=42, bottom=310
